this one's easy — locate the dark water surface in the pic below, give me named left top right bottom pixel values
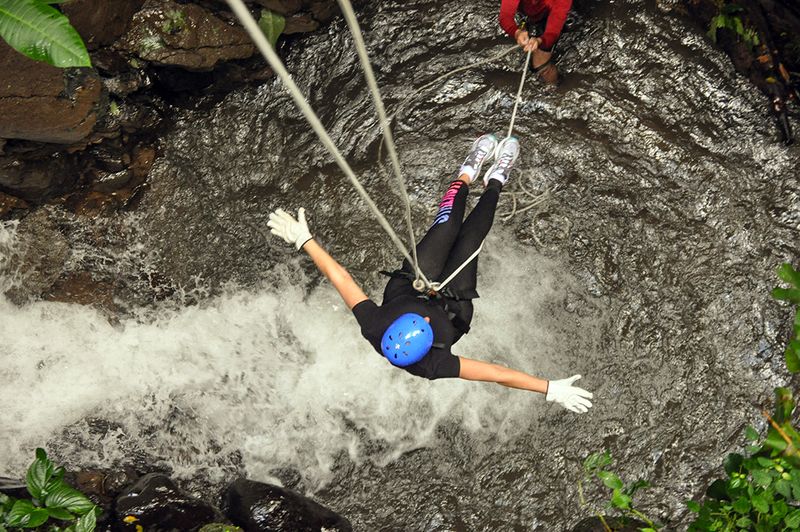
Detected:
left=2, top=0, right=799, bottom=529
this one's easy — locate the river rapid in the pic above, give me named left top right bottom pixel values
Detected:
left=2, top=0, right=799, bottom=529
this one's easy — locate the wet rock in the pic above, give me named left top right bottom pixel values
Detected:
left=0, top=191, right=29, bottom=219
left=0, top=477, right=26, bottom=493
left=103, top=69, right=152, bottom=97
left=0, top=151, right=82, bottom=201
left=284, top=14, right=320, bottom=34
left=222, top=478, right=352, bottom=531
left=309, top=0, right=339, bottom=24
left=0, top=41, right=104, bottom=144
left=115, top=473, right=218, bottom=530
left=2, top=209, right=70, bottom=304
left=116, top=0, right=255, bottom=71
left=62, top=0, right=145, bottom=51
left=71, top=467, right=138, bottom=513
left=45, top=272, right=118, bottom=312
left=253, top=0, right=304, bottom=16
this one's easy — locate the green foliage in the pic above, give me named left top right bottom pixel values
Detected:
left=0, top=0, right=90, bottom=67
left=579, top=451, right=661, bottom=531
left=161, top=9, right=186, bottom=35
left=0, top=448, right=98, bottom=530
left=773, top=264, right=800, bottom=373
left=688, top=263, right=800, bottom=531
left=257, top=9, right=285, bottom=49
left=708, top=3, right=760, bottom=50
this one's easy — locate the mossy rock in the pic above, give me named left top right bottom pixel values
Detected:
left=198, top=524, right=243, bottom=532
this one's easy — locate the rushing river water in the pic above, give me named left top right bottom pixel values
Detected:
left=2, top=0, right=799, bottom=529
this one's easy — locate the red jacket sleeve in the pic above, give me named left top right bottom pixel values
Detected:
left=539, top=0, right=572, bottom=49
left=499, top=0, right=522, bottom=39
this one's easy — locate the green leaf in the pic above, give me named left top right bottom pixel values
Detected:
left=776, top=478, right=793, bottom=499
left=787, top=341, right=800, bottom=374
left=0, top=0, right=90, bottom=67
left=687, top=500, right=701, bottom=513
left=0, top=492, right=14, bottom=512
left=778, top=264, right=800, bottom=289
left=257, top=9, right=285, bottom=49
left=752, top=493, right=770, bottom=513
left=732, top=497, right=751, bottom=514
left=766, top=428, right=789, bottom=453
left=6, top=499, right=49, bottom=528
left=611, top=488, right=632, bottom=510
left=745, top=426, right=760, bottom=442
left=752, top=469, right=772, bottom=487
left=26, top=447, right=55, bottom=500
left=756, top=456, right=774, bottom=468
left=596, top=470, right=624, bottom=490
left=736, top=516, right=753, bottom=528
left=47, top=506, right=74, bottom=520
left=786, top=508, right=800, bottom=528
left=583, top=451, right=613, bottom=472
left=73, top=506, right=97, bottom=532
left=774, top=499, right=790, bottom=518
left=45, top=484, right=94, bottom=514
left=773, top=287, right=800, bottom=304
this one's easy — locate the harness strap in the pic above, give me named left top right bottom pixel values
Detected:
left=379, top=270, right=479, bottom=301
left=379, top=269, right=476, bottom=336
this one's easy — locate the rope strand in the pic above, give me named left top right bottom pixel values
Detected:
left=224, top=0, right=429, bottom=285
left=336, top=0, right=426, bottom=286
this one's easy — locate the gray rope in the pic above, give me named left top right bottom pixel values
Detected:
left=225, top=0, right=429, bottom=285
left=436, top=50, right=532, bottom=292
left=336, top=0, right=426, bottom=287
left=507, top=50, right=531, bottom=139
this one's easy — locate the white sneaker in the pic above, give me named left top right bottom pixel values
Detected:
left=483, top=136, right=519, bottom=186
left=458, top=134, right=498, bottom=184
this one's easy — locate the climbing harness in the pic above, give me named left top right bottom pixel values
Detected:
left=378, top=269, right=476, bottom=337
left=225, top=0, right=532, bottom=294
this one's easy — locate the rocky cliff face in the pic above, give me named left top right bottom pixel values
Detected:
left=0, top=0, right=343, bottom=213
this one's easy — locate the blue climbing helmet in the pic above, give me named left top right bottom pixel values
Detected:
left=381, top=313, right=434, bottom=367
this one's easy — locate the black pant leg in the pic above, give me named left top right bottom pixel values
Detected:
left=383, top=180, right=469, bottom=302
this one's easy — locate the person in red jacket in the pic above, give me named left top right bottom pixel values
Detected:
left=499, top=0, right=572, bottom=85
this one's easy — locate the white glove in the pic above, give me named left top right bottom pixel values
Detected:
left=546, top=375, right=593, bottom=413
left=267, top=208, right=313, bottom=250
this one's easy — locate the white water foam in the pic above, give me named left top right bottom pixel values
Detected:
left=0, top=220, right=592, bottom=489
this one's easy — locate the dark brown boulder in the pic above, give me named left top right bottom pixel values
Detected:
left=222, top=478, right=352, bottom=532
left=253, top=0, right=304, bottom=16
left=116, top=0, right=255, bottom=71
left=0, top=151, right=81, bottom=201
left=284, top=13, right=320, bottom=34
left=0, top=41, right=103, bottom=144
left=61, top=0, right=145, bottom=50
left=114, top=473, right=219, bottom=530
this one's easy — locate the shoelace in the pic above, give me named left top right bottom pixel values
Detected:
left=495, top=151, right=514, bottom=171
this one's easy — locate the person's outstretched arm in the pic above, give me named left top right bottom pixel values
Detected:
left=458, top=356, right=593, bottom=413
left=267, top=208, right=368, bottom=309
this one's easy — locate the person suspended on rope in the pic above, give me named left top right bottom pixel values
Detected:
left=499, top=0, right=572, bottom=85
left=267, top=135, right=593, bottom=413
